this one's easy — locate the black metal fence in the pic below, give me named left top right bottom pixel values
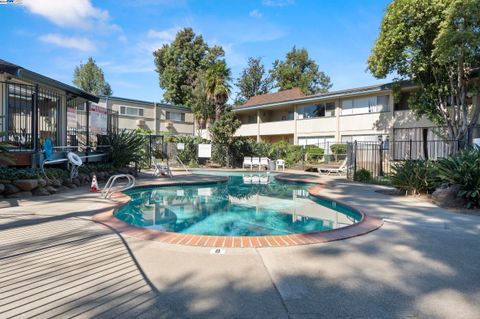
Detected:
left=347, top=139, right=460, bottom=184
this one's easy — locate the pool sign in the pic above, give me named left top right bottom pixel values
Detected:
left=198, top=143, right=211, bottom=158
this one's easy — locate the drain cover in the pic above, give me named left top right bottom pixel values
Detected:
left=210, top=248, right=225, bottom=255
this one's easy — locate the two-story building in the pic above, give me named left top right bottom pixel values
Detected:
left=98, top=96, right=194, bottom=136
left=234, top=83, right=479, bottom=149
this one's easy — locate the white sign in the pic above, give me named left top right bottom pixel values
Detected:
left=177, top=143, right=185, bottom=150
left=473, top=138, right=480, bottom=147
left=90, top=104, right=108, bottom=135
left=198, top=143, right=212, bottom=158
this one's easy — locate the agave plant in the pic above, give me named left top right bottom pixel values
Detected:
left=0, top=132, right=13, bottom=164
left=436, top=147, right=480, bottom=208
left=391, top=160, right=439, bottom=195
left=106, top=129, right=146, bottom=168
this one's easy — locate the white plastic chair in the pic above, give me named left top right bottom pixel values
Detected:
left=242, top=157, right=252, bottom=170
left=251, top=157, right=260, bottom=169
left=260, top=157, right=269, bottom=170
left=276, top=159, right=285, bottom=171
left=152, top=158, right=172, bottom=177
left=319, top=158, right=347, bottom=175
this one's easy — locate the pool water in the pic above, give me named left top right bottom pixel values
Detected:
left=114, top=171, right=361, bottom=236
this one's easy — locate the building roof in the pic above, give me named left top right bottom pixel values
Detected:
left=239, top=88, right=305, bottom=109
left=0, top=59, right=99, bottom=102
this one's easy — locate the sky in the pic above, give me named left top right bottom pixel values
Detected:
left=0, top=0, right=393, bottom=103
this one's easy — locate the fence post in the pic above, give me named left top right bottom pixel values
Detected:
left=409, top=139, right=412, bottom=160
left=353, top=141, right=357, bottom=181
left=379, top=140, right=384, bottom=177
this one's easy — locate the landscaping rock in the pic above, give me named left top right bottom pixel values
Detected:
left=7, top=191, right=32, bottom=199
left=72, top=178, right=81, bottom=186
left=45, top=186, right=58, bottom=194
left=0, top=183, right=4, bottom=194
left=68, top=184, right=78, bottom=189
left=62, top=178, right=73, bottom=186
left=14, top=179, right=38, bottom=191
left=0, top=179, right=11, bottom=184
left=38, top=179, right=47, bottom=187
left=4, top=184, right=20, bottom=195
left=51, top=179, right=62, bottom=187
left=58, top=186, right=69, bottom=192
left=432, top=184, right=466, bottom=208
left=33, top=187, right=50, bottom=196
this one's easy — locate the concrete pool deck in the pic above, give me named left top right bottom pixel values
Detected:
left=1, top=171, right=479, bottom=318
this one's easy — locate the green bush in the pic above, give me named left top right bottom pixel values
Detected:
left=330, top=144, right=347, bottom=161
left=354, top=169, right=372, bottom=183
left=0, top=167, right=40, bottom=180
left=106, top=129, right=146, bottom=168
left=436, top=147, right=480, bottom=208
left=305, top=146, right=324, bottom=163
left=391, top=160, right=438, bottom=195
left=174, top=135, right=203, bottom=166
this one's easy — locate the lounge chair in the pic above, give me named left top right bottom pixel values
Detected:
left=319, top=158, right=348, bottom=175
left=251, top=157, right=260, bottom=169
left=242, top=157, right=253, bottom=170
left=152, top=158, right=172, bottom=177
left=276, top=159, right=285, bottom=171
left=260, top=157, right=269, bottom=170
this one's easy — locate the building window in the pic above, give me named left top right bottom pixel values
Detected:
left=298, top=136, right=336, bottom=149
left=247, top=115, right=257, bottom=124
left=298, top=102, right=335, bottom=119
left=119, top=106, right=144, bottom=117
left=341, top=134, right=387, bottom=142
left=166, top=111, right=185, bottom=122
left=341, top=95, right=390, bottom=115
left=394, top=92, right=411, bottom=111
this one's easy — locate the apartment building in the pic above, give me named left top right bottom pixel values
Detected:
left=234, top=82, right=480, bottom=148
left=98, top=96, right=194, bottom=136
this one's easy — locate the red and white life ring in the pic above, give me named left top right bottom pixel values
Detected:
left=67, top=152, right=83, bottom=166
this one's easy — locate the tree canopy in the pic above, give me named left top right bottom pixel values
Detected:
left=205, top=60, right=231, bottom=120
left=368, top=0, right=480, bottom=144
left=270, top=47, right=332, bottom=95
left=153, top=27, right=224, bottom=106
left=234, top=57, right=272, bottom=105
left=73, top=57, right=112, bottom=96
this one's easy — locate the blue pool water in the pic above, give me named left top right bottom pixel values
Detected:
left=114, top=171, right=361, bottom=236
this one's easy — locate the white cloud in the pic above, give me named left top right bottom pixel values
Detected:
left=262, top=0, right=295, bottom=7
left=23, top=0, right=110, bottom=29
left=137, top=27, right=181, bottom=53
left=147, top=27, right=179, bottom=42
left=39, top=34, right=96, bottom=52
left=249, top=9, right=263, bottom=18
left=118, top=35, right=128, bottom=44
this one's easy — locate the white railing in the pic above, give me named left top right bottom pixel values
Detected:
left=100, top=174, right=135, bottom=199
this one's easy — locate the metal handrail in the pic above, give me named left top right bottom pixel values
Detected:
left=100, top=174, right=135, bottom=199
left=175, top=155, right=190, bottom=174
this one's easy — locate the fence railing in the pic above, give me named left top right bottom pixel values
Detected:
left=347, top=139, right=460, bottom=184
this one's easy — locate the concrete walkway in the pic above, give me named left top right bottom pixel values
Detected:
left=0, top=173, right=479, bottom=318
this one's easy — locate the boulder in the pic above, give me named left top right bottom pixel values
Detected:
left=45, top=186, right=58, bottom=194
left=0, top=183, right=4, bottom=194
left=7, top=191, right=32, bottom=199
left=432, top=184, right=466, bottom=208
left=37, top=179, right=47, bottom=187
left=62, top=178, right=73, bottom=186
left=72, top=177, right=81, bottom=186
left=51, top=179, right=62, bottom=187
left=0, top=179, right=11, bottom=184
left=4, top=184, right=20, bottom=195
left=14, top=179, right=38, bottom=191
left=33, top=187, right=50, bottom=196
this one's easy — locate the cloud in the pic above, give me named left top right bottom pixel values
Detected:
left=22, top=0, right=111, bottom=29
left=118, top=35, right=128, bottom=44
left=136, top=27, right=181, bottom=53
left=249, top=9, right=263, bottom=18
left=147, top=28, right=179, bottom=42
left=39, top=34, right=96, bottom=52
left=262, top=0, right=295, bottom=7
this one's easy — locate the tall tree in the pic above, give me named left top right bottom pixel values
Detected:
left=270, top=47, right=332, bottom=95
left=209, top=109, right=242, bottom=166
left=368, top=0, right=480, bottom=145
left=235, top=57, right=272, bottom=105
left=205, top=60, right=231, bottom=120
left=191, top=71, right=215, bottom=133
left=73, top=57, right=112, bottom=96
left=153, top=28, right=224, bottom=106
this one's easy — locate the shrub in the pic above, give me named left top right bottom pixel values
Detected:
left=0, top=167, right=40, bottom=180
left=391, top=160, right=438, bottom=195
left=330, top=144, right=347, bottom=161
left=174, top=135, right=203, bottom=166
left=106, top=129, right=146, bottom=168
left=354, top=169, right=372, bottom=183
left=436, top=147, right=480, bottom=208
left=305, top=146, right=324, bottom=163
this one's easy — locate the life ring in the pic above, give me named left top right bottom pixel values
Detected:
left=67, top=152, right=83, bottom=166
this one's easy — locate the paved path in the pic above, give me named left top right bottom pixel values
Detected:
left=0, top=173, right=479, bottom=318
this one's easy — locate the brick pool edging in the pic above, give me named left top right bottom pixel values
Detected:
left=92, top=175, right=383, bottom=248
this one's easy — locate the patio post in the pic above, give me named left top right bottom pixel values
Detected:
left=86, top=101, right=90, bottom=162
left=32, top=84, right=39, bottom=167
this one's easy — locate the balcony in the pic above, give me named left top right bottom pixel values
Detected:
left=260, top=120, right=294, bottom=135
left=235, top=123, right=258, bottom=136
left=297, top=117, right=336, bottom=134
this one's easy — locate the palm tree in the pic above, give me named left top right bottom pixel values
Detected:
left=205, top=61, right=231, bottom=120
left=192, top=72, right=215, bottom=134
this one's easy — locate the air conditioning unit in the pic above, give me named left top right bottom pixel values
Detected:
left=137, top=119, right=145, bottom=126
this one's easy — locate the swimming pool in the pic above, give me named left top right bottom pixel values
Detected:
left=113, top=171, right=362, bottom=237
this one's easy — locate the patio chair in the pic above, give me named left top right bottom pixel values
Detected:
left=260, top=157, right=269, bottom=170
left=251, top=157, right=260, bottom=169
left=242, top=157, right=253, bottom=170
left=319, top=158, right=348, bottom=175
left=152, top=158, right=172, bottom=177
left=276, top=159, right=285, bottom=171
